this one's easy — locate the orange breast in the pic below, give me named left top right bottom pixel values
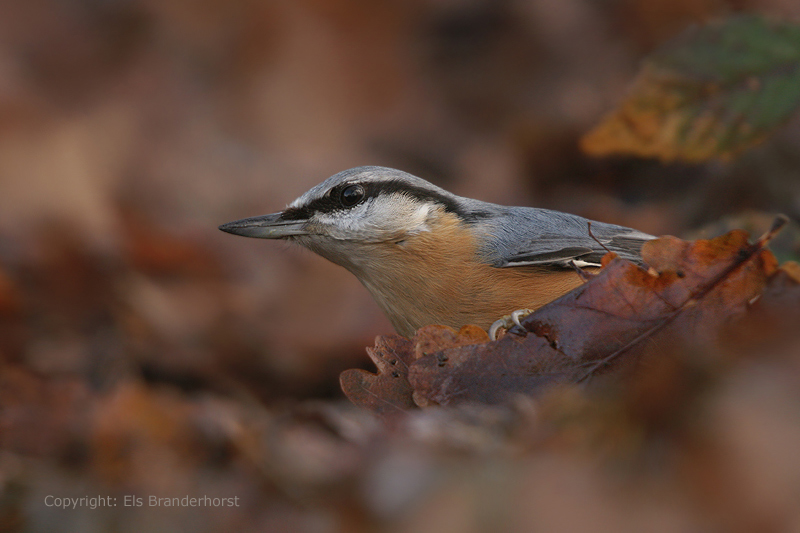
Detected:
left=355, top=210, right=588, bottom=337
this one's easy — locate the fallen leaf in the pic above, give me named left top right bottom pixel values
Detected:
left=581, top=15, right=800, bottom=162
left=339, top=334, right=416, bottom=415
left=340, top=326, right=489, bottom=414
left=721, top=261, right=800, bottom=358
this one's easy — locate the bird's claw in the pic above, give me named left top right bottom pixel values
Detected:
left=488, top=308, right=533, bottom=340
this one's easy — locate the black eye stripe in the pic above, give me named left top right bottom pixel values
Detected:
left=279, top=179, right=492, bottom=222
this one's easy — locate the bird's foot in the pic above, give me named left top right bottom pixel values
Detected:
left=488, top=308, right=533, bottom=340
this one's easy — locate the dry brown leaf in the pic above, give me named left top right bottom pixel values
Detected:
left=339, top=334, right=416, bottom=415
left=721, top=262, right=800, bottom=357
left=339, top=326, right=489, bottom=415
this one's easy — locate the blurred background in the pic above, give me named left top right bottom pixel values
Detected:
left=1, top=0, right=800, bottom=531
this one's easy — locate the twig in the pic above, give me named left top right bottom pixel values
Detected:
left=587, top=221, right=612, bottom=255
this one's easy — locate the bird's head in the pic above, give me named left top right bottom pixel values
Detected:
left=219, top=166, right=483, bottom=269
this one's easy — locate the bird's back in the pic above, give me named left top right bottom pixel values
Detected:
left=447, top=196, right=654, bottom=270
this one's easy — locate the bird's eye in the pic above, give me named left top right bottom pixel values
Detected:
left=340, top=184, right=365, bottom=207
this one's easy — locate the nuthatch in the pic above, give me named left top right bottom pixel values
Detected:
left=219, top=166, right=654, bottom=338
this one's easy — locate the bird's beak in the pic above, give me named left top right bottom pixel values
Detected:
left=218, top=212, right=309, bottom=239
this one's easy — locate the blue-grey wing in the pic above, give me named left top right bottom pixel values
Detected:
left=480, top=207, right=655, bottom=268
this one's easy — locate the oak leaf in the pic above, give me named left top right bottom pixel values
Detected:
left=339, top=325, right=488, bottom=414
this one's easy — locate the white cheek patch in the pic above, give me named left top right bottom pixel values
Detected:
left=408, top=203, right=431, bottom=233
left=369, top=195, right=433, bottom=236
left=306, top=194, right=437, bottom=242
